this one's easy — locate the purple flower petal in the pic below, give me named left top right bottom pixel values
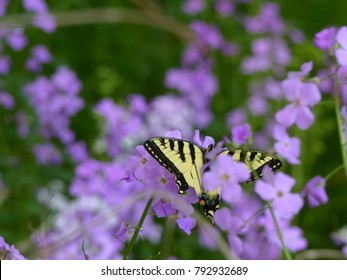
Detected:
left=336, top=49, right=347, bottom=66
left=336, top=26, right=347, bottom=50
left=314, top=27, right=336, bottom=51
left=275, top=104, right=297, bottom=127
left=296, top=106, right=314, bottom=129
left=255, top=180, right=277, bottom=200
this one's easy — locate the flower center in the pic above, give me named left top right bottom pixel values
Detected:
left=141, top=157, right=147, bottom=165
left=294, top=99, right=301, bottom=107
left=222, top=174, right=229, bottom=181
left=160, top=177, right=167, bottom=185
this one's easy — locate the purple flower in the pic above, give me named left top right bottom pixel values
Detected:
left=202, top=155, right=249, bottom=204
left=0, top=236, right=25, bottom=260
left=241, top=38, right=290, bottom=74
left=24, top=66, right=84, bottom=143
left=276, top=78, right=321, bottom=130
left=182, top=0, right=205, bottom=15
left=301, top=176, right=328, bottom=208
left=255, top=170, right=303, bottom=218
left=190, top=21, right=223, bottom=49
left=314, top=27, right=336, bottom=52
left=116, top=223, right=128, bottom=242
left=215, top=0, right=234, bottom=17
left=176, top=214, right=196, bottom=235
left=26, top=45, right=51, bottom=72
left=215, top=208, right=244, bottom=255
left=0, top=0, right=9, bottom=16
left=232, top=123, right=252, bottom=145
left=331, top=225, right=347, bottom=257
left=247, top=95, right=268, bottom=116
left=244, top=3, right=285, bottom=35
left=6, top=28, right=27, bottom=51
left=226, top=108, right=247, bottom=127
left=282, top=226, right=308, bottom=252
left=152, top=200, right=176, bottom=218
left=288, top=61, right=313, bottom=79
left=192, top=130, right=215, bottom=149
left=65, top=141, right=89, bottom=163
left=273, top=124, right=301, bottom=164
left=336, top=26, right=347, bottom=66
left=33, top=13, right=56, bottom=33
left=23, top=0, right=48, bottom=13
left=0, top=55, right=11, bottom=74
left=0, top=91, right=14, bottom=109
left=32, top=143, right=62, bottom=165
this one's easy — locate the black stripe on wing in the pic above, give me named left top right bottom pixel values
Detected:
left=144, top=138, right=191, bottom=193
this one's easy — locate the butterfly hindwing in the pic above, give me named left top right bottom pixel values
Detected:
left=219, top=149, right=282, bottom=182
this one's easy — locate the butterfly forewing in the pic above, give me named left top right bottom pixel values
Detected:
left=144, top=137, right=205, bottom=196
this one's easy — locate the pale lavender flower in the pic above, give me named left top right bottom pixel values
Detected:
left=146, top=95, right=196, bottom=137
left=301, top=176, right=328, bottom=207
left=287, top=61, right=313, bottom=79
left=215, top=0, right=234, bottom=17
left=52, top=66, right=82, bottom=96
left=192, top=130, right=215, bottom=149
left=247, top=95, right=268, bottom=116
left=6, top=28, right=27, bottom=51
left=24, top=66, right=84, bottom=143
left=0, top=0, right=8, bottom=16
left=33, top=13, right=56, bottom=33
left=241, top=38, right=290, bottom=74
left=0, top=55, right=10, bottom=74
left=282, top=226, right=308, bottom=252
left=95, top=98, right=143, bottom=157
left=202, top=155, right=249, bottom=204
left=32, top=143, right=62, bottom=165
left=232, top=123, right=252, bottom=145
left=0, top=236, right=25, bottom=260
left=289, top=29, right=305, bottom=44
left=273, top=124, right=300, bottom=164
left=152, top=200, right=176, bottom=218
left=190, top=21, right=223, bottom=49
left=331, top=225, right=347, bottom=257
left=244, top=3, right=285, bottom=35
left=226, top=108, right=247, bottom=127
left=182, top=0, right=205, bottom=14
left=176, top=214, right=196, bottom=235
left=336, top=26, right=347, bottom=66
left=255, top=169, right=303, bottom=218
left=22, top=0, right=48, bottom=13
left=0, top=91, right=14, bottom=109
left=116, top=223, right=128, bottom=242
left=65, top=141, right=89, bottom=163
left=215, top=208, right=243, bottom=255
left=26, top=45, right=51, bottom=72
left=264, top=78, right=283, bottom=100
left=314, top=27, right=336, bottom=52
left=276, top=78, right=321, bottom=130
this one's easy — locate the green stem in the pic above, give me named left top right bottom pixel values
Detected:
left=123, top=195, right=155, bottom=260
left=333, top=70, right=347, bottom=182
left=325, top=164, right=343, bottom=182
left=267, top=202, right=292, bottom=260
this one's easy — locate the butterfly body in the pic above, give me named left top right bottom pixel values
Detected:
left=143, top=137, right=282, bottom=220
